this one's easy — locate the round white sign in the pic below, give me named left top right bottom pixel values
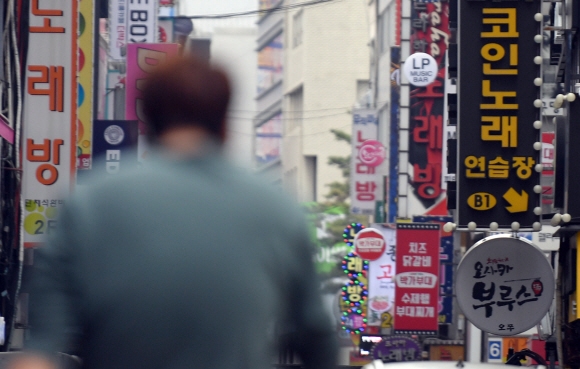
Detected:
left=456, top=234, right=555, bottom=336
left=104, top=125, right=125, bottom=145
left=403, top=52, right=438, bottom=87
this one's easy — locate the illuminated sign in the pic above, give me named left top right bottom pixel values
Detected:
left=457, top=0, right=542, bottom=230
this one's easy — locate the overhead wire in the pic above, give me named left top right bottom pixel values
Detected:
left=179, top=0, right=341, bottom=19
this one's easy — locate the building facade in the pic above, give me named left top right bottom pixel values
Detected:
left=281, top=0, right=370, bottom=202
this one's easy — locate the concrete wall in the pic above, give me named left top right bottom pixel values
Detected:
left=282, top=0, right=371, bottom=202
left=210, top=27, right=258, bottom=170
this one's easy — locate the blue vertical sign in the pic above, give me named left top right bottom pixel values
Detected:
left=388, top=47, right=400, bottom=222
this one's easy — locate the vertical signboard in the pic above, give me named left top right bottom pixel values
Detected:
left=125, top=43, right=179, bottom=160
left=23, top=0, right=78, bottom=247
left=367, top=224, right=396, bottom=327
left=413, top=215, right=454, bottom=325
left=389, top=47, right=400, bottom=223
left=394, top=223, right=440, bottom=335
left=458, top=0, right=542, bottom=230
left=351, top=110, right=380, bottom=215
left=78, top=0, right=95, bottom=170
left=92, top=120, right=139, bottom=177
left=407, top=1, right=450, bottom=214
left=127, top=0, right=158, bottom=44
left=109, top=0, right=127, bottom=60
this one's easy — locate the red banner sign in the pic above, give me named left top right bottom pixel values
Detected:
left=394, top=223, right=440, bottom=335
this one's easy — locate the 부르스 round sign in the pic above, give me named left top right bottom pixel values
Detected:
left=354, top=228, right=386, bottom=261
left=456, top=234, right=555, bottom=336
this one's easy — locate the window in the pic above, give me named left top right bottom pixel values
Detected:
left=257, top=34, right=284, bottom=95
left=255, top=113, right=283, bottom=165
left=293, top=10, right=303, bottom=48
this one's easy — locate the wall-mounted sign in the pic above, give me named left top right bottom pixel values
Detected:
left=457, top=0, right=542, bottom=230
left=355, top=228, right=386, bottom=261
left=394, top=223, right=440, bottom=335
left=109, top=0, right=127, bottom=60
left=367, top=225, right=396, bottom=326
left=406, top=2, right=450, bottom=214
left=91, top=120, right=139, bottom=177
left=456, top=235, right=555, bottom=336
left=358, top=140, right=385, bottom=167
left=127, top=0, right=157, bottom=44
left=23, top=0, right=78, bottom=247
left=351, top=110, right=380, bottom=215
left=372, top=336, right=421, bottom=362
left=403, top=52, right=437, bottom=87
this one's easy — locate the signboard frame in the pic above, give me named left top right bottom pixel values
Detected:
left=457, top=0, right=542, bottom=230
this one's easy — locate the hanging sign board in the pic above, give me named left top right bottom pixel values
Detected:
left=367, top=225, right=396, bottom=327
left=394, top=223, right=440, bottom=335
left=456, top=234, right=555, bottom=336
left=457, top=0, right=542, bottom=230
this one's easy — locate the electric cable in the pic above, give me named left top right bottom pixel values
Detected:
left=181, top=0, right=341, bottom=19
left=179, top=0, right=341, bottom=19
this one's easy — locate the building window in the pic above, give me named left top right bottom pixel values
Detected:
left=288, top=86, right=303, bottom=131
left=293, top=10, right=303, bottom=48
left=255, top=113, right=283, bottom=165
left=257, top=34, right=284, bottom=95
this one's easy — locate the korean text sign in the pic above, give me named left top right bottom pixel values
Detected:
left=350, top=110, right=380, bottom=215
left=23, top=0, right=78, bottom=247
left=367, top=225, right=396, bottom=327
left=455, top=235, right=554, bottom=336
left=458, top=1, right=541, bottom=229
left=109, top=0, right=127, bottom=60
left=394, top=223, right=440, bottom=335
left=407, top=1, right=450, bottom=211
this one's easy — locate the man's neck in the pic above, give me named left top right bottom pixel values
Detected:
left=158, top=127, right=220, bottom=157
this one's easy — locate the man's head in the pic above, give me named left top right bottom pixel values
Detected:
left=142, top=56, right=231, bottom=143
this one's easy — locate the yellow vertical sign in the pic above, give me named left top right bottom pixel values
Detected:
left=78, top=0, right=94, bottom=169
left=569, top=233, right=580, bottom=322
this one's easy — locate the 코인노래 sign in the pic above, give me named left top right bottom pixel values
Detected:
left=456, top=234, right=554, bottom=335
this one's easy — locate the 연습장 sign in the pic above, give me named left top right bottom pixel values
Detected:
left=394, top=223, right=440, bottom=335
left=455, top=234, right=555, bottom=336
left=457, top=0, right=542, bottom=230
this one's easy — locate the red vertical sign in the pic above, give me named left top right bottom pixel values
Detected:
left=394, top=223, right=440, bottom=335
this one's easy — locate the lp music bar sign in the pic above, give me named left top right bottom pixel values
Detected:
left=457, top=0, right=542, bottom=230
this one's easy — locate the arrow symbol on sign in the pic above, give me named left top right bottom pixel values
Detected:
left=503, top=188, right=529, bottom=213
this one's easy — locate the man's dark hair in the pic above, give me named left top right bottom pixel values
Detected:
left=142, top=56, right=231, bottom=139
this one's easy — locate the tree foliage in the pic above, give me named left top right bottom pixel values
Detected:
left=305, top=129, right=368, bottom=276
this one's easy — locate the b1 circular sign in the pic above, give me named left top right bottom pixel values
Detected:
left=354, top=228, right=386, bottom=261
left=456, top=234, right=555, bottom=336
left=403, top=52, right=438, bottom=87
left=358, top=140, right=385, bottom=167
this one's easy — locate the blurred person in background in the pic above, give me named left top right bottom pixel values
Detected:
left=11, top=56, right=337, bottom=369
